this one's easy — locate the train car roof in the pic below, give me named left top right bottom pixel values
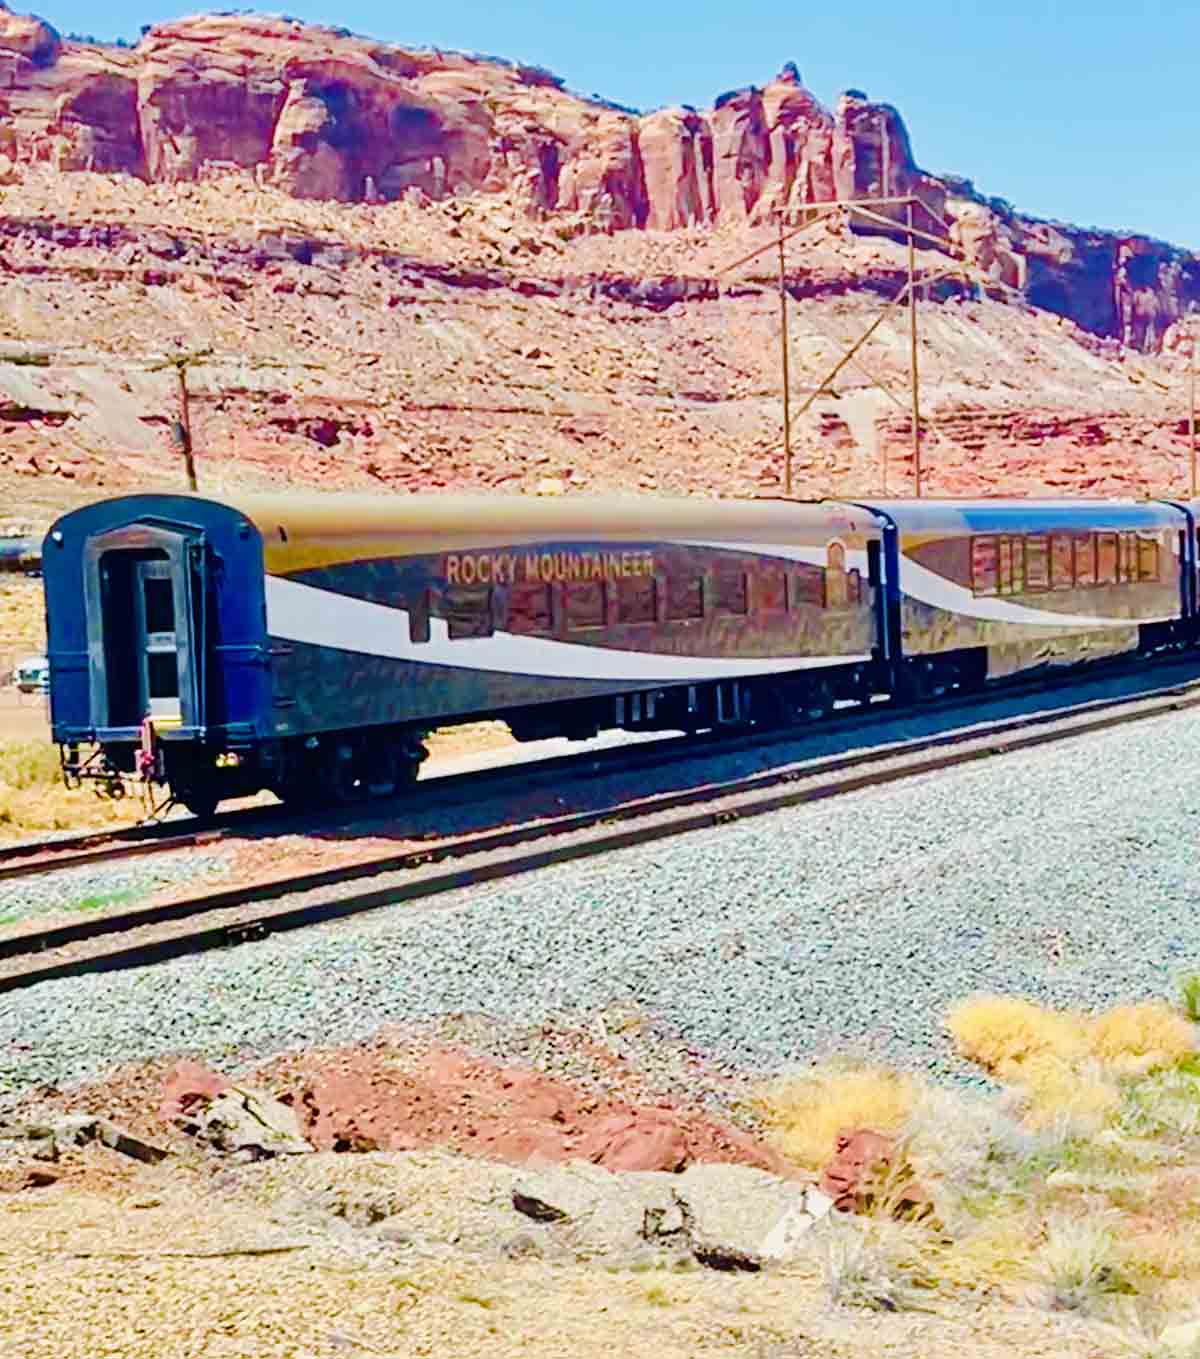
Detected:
left=854, top=498, right=1187, bottom=533
left=47, top=490, right=886, bottom=572
left=225, top=490, right=882, bottom=537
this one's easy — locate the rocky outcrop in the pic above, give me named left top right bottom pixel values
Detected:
left=0, top=0, right=57, bottom=66
left=0, top=6, right=1197, bottom=349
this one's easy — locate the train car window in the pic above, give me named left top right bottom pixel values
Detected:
left=446, top=585, right=494, bottom=639
left=713, top=567, right=748, bottom=615
left=847, top=569, right=863, bottom=603
left=148, top=652, right=179, bottom=700
left=1138, top=534, right=1160, bottom=583
left=788, top=565, right=825, bottom=609
left=971, top=536, right=998, bottom=595
left=1119, top=532, right=1139, bottom=584
left=1097, top=533, right=1118, bottom=585
left=757, top=564, right=787, bottom=613
left=1103, top=532, right=1119, bottom=587
left=508, top=583, right=553, bottom=635
left=1074, top=534, right=1096, bottom=588
left=666, top=576, right=704, bottom=621
left=616, top=575, right=656, bottom=624
left=997, top=536, right=1014, bottom=594
left=1050, top=534, right=1073, bottom=590
left=408, top=589, right=431, bottom=644
left=1010, top=537, right=1026, bottom=593
left=144, top=577, right=175, bottom=634
left=565, top=580, right=606, bottom=630
left=1025, top=535, right=1050, bottom=591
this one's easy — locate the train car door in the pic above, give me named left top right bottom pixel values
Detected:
left=84, top=524, right=208, bottom=738
left=134, top=559, right=186, bottom=722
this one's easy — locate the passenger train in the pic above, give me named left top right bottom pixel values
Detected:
left=40, top=491, right=1200, bottom=816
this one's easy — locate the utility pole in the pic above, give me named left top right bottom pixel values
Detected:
left=175, top=363, right=197, bottom=492
left=907, top=201, right=921, bottom=497
left=778, top=218, right=792, bottom=497
left=149, top=347, right=213, bottom=492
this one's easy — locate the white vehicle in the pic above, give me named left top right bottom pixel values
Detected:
left=13, top=655, right=49, bottom=694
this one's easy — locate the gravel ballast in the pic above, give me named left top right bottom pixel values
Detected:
left=1, top=708, right=1199, bottom=1094
left=0, top=853, right=232, bottom=931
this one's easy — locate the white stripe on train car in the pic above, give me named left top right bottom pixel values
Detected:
left=681, top=540, right=1161, bottom=629
left=264, top=576, right=869, bottom=682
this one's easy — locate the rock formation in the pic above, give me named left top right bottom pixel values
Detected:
left=0, top=7, right=1197, bottom=348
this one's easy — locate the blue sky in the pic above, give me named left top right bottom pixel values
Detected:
left=38, top=0, right=1200, bottom=249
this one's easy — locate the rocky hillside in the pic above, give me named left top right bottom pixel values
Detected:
left=0, top=7, right=1197, bottom=512
left=2, top=7, right=1196, bottom=348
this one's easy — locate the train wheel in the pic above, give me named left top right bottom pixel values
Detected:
left=802, top=677, right=834, bottom=722
left=178, top=785, right=219, bottom=819
left=329, top=742, right=368, bottom=805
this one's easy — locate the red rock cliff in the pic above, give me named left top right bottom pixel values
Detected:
left=0, top=7, right=1196, bottom=349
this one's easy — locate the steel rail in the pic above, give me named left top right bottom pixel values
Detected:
left=1, top=671, right=1197, bottom=994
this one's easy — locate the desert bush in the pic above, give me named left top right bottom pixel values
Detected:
left=1118, top=1066, right=1200, bottom=1141
left=0, top=738, right=60, bottom=793
left=902, top=1085, right=1047, bottom=1227
left=753, top=1066, right=917, bottom=1170
left=1089, top=1004, right=1195, bottom=1074
left=1179, top=976, right=1200, bottom=1025
left=935, top=1210, right=1035, bottom=1293
left=821, top=1218, right=942, bottom=1312
left=0, top=737, right=135, bottom=836
left=949, top=997, right=1194, bottom=1133
left=1015, top=1055, right=1123, bottom=1133
left=1037, top=1216, right=1135, bottom=1313
left=946, top=995, right=1087, bottom=1076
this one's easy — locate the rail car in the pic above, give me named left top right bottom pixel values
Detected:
left=41, top=491, right=1200, bottom=816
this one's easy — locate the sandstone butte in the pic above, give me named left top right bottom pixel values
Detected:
left=0, top=4, right=1198, bottom=515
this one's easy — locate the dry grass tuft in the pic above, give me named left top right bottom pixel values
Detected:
left=1089, top=1004, right=1196, bottom=1075
left=0, top=737, right=136, bottom=838
left=1036, top=1215, right=1134, bottom=1313
left=820, top=1218, right=944, bottom=1313
left=949, top=996, right=1195, bottom=1132
left=1015, top=1055, right=1122, bottom=1133
left=935, top=1210, right=1034, bottom=1292
left=753, top=1067, right=918, bottom=1170
left=946, top=995, right=1088, bottom=1076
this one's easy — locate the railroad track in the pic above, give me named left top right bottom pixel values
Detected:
left=2, top=666, right=1198, bottom=994
left=6, top=649, right=1200, bottom=886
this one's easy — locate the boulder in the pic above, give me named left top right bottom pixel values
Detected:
left=512, top=1162, right=683, bottom=1261
left=675, top=1162, right=816, bottom=1271
left=159, top=1060, right=231, bottom=1122
left=9, top=1114, right=166, bottom=1164
left=512, top=1160, right=829, bottom=1271
left=175, top=1086, right=313, bottom=1159
left=819, top=1128, right=930, bottom=1217
left=574, top=1110, right=689, bottom=1173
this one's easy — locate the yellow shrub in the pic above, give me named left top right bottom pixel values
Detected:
left=1015, top=1056, right=1121, bottom=1132
left=937, top=1211, right=1034, bottom=1290
left=1118, top=1227, right=1200, bottom=1283
left=1087, top=1003, right=1195, bottom=1075
left=946, top=996, right=1088, bottom=1077
left=0, top=737, right=135, bottom=837
left=754, top=1067, right=918, bottom=1170
left=0, top=738, right=60, bottom=792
